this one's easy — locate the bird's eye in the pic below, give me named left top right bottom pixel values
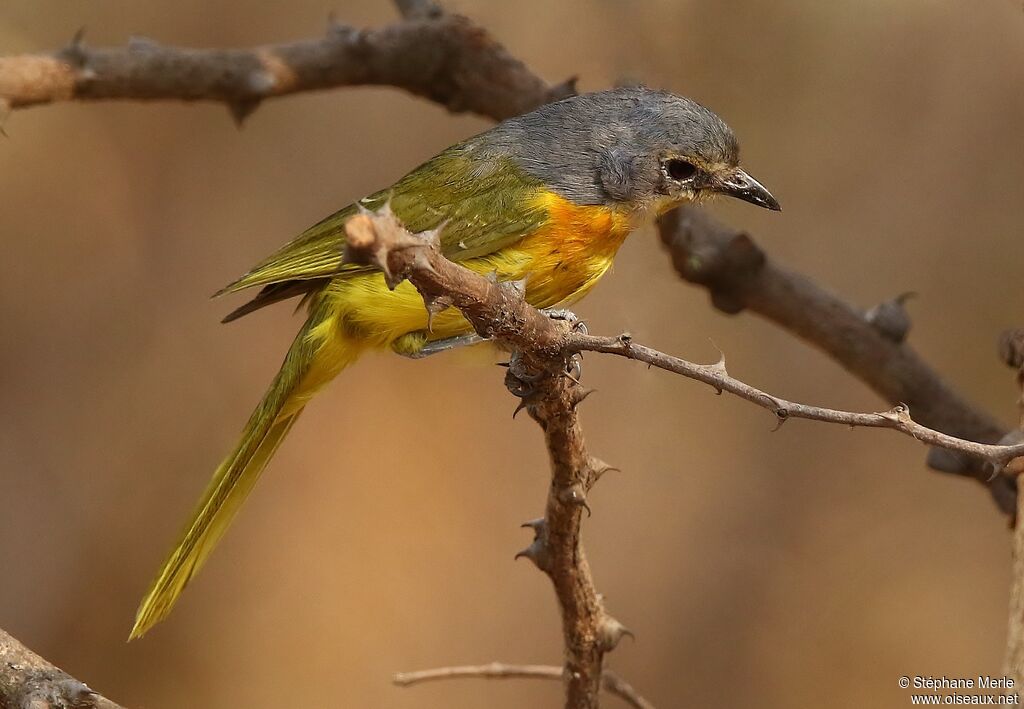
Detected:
left=665, top=159, right=697, bottom=181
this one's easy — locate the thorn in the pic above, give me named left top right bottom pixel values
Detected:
left=590, top=458, right=621, bottom=481
left=706, top=339, right=728, bottom=374
left=421, top=220, right=447, bottom=248
left=598, top=617, right=634, bottom=651
left=228, top=99, right=261, bottom=127
left=512, top=399, right=529, bottom=419
left=548, top=75, right=579, bottom=101
left=505, top=278, right=528, bottom=297
left=422, top=292, right=453, bottom=332
left=570, top=387, right=596, bottom=409
left=559, top=485, right=591, bottom=516
left=865, top=291, right=916, bottom=343
left=409, top=248, right=438, bottom=277
left=60, top=27, right=88, bottom=67
left=495, top=361, right=511, bottom=368
left=514, top=542, right=546, bottom=566
left=770, top=407, right=789, bottom=432
left=515, top=517, right=549, bottom=569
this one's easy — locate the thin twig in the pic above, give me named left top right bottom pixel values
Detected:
left=394, top=662, right=655, bottom=709
left=0, top=3, right=573, bottom=123
left=568, top=334, right=1024, bottom=467
left=658, top=205, right=1017, bottom=513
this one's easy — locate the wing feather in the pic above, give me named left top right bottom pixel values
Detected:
left=217, top=145, right=548, bottom=303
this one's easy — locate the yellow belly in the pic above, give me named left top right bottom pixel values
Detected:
left=311, top=192, right=633, bottom=353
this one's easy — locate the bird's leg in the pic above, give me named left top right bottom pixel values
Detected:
left=540, top=308, right=581, bottom=325
left=393, top=331, right=488, bottom=359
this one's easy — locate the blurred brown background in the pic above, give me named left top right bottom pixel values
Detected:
left=1, top=1, right=1023, bottom=707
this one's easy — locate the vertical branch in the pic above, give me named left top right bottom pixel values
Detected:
left=513, top=364, right=627, bottom=708
left=1001, top=330, right=1024, bottom=686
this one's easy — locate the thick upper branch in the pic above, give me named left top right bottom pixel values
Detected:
left=0, top=10, right=570, bottom=122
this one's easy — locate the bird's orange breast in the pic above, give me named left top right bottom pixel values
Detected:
left=503, top=190, right=634, bottom=309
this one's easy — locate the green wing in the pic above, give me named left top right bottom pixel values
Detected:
left=218, top=144, right=548, bottom=301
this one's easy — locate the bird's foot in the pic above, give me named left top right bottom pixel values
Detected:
left=392, top=331, right=488, bottom=359
left=540, top=308, right=588, bottom=379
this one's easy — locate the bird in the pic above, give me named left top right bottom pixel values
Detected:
left=130, top=86, right=780, bottom=639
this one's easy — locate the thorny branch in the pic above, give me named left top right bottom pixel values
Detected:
left=3, top=0, right=1021, bottom=706
left=572, top=335, right=1024, bottom=467
left=0, top=628, right=124, bottom=709
left=1002, top=330, right=1024, bottom=687
left=345, top=208, right=624, bottom=708
left=345, top=209, right=1024, bottom=473
left=658, top=205, right=1019, bottom=515
left=344, top=207, right=1024, bottom=707
left=393, top=663, right=655, bottom=709
left=0, top=1, right=573, bottom=125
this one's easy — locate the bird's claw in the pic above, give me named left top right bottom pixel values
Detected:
left=565, top=354, right=583, bottom=382
left=542, top=310, right=588, bottom=379
left=505, top=351, right=544, bottom=406
left=542, top=308, right=589, bottom=335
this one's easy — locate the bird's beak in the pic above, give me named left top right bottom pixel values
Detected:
left=717, top=168, right=781, bottom=211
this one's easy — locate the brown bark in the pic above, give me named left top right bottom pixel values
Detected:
left=0, top=8, right=572, bottom=124
left=1001, top=331, right=1024, bottom=686
left=0, top=629, right=123, bottom=709
left=346, top=208, right=1024, bottom=707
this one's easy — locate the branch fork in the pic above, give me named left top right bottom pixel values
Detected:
left=343, top=205, right=1024, bottom=708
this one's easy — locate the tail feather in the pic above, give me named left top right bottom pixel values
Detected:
left=130, top=298, right=351, bottom=639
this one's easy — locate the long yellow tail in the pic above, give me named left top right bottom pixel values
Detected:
left=130, top=298, right=355, bottom=639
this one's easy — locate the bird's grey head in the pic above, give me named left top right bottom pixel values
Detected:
left=473, top=87, right=780, bottom=213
